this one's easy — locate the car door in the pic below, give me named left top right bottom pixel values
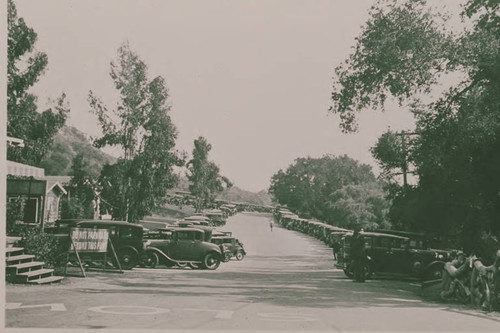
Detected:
left=170, top=230, right=201, bottom=261
left=388, top=238, right=412, bottom=274
left=369, top=236, right=392, bottom=273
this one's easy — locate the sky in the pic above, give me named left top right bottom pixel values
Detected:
left=10, top=0, right=420, bottom=192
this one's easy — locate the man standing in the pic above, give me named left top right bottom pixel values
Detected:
left=350, top=227, right=366, bottom=282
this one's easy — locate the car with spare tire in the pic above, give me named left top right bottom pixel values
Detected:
left=142, top=227, right=224, bottom=270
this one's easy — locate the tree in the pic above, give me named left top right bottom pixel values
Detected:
left=62, top=154, right=95, bottom=219
left=7, top=0, right=68, bottom=166
left=269, top=155, right=389, bottom=229
left=327, top=183, right=391, bottom=231
left=329, top=0, right=500, bottom=255
left=89, top=43, right=184, bottom=222
left=187, top=137, right=232, bottom=212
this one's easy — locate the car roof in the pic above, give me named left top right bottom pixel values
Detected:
left=76, top=220, right=143, bottom=228
left=170, top=227, right=205, bottom=233
left=345, top=231, right=410, bottom=240
left=185, top=215, right=210, bottom=221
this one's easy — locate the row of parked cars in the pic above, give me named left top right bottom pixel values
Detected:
left=274, top=208, right=457, bottom=281
left=45, top=213, right=246, bottom=271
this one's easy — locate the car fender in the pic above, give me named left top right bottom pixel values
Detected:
left=202, top=249, right=223, bottom=261
left=424, top=260, right=445, bottom=272
left=117, top=245, right=140, bottom=257
left=144, top=246, right=166, bottom=257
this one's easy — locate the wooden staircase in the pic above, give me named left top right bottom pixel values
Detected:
left=6, top=247, right=64, bottom=285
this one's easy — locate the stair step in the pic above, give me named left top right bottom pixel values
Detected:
left=6, top=247, right=24, bottom=255
left=18, top=268, right=54, bottom=280
left=28, top=275, right=64, bottom=285
left=6, top=254, right=36, bottom=264
left=7, top=261, right=45, bottom=273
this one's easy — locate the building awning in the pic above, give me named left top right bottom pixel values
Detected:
left=7, top=160, right=45, bottom=178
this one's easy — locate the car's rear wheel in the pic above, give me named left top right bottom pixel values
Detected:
left=235, top=251, right=245, bottom=261
left=118, top=249, right=137, bottom=270
left=142, top=252, right=158, bottom=268
left=425, top=265, right=443, bottom=281
left=202, top=252, right=220, bottom=270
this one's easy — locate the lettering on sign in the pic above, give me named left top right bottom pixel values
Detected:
left=70, top=228, right=109, bottom=253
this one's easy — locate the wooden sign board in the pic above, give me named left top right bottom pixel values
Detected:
left=70, top=228, right=109, bottom=253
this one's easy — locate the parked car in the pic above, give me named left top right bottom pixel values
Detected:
left=50, top=219, right=145, bottom=270
left=203, top=209, right=226, bottom=226
left=335, top=231, right=452, bottom=280
left=144, top=228, right=173, bottom=240
left=142, top=227, right=225, bottom=270
left=211, top=236, right=246, bottom=260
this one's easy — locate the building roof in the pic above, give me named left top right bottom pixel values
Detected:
left=42, top=176, right=71, bottom=195
left=43, top=175, right=72, bottom=184
left=7, top=160, right=45, bottom=178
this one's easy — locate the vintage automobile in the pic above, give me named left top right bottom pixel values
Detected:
left=183, top=215, right=212, bottom=226
left=203, top=209, right=227, bottom=226
left=142, top=227, right=225, bottom=270
left=49, top=219, right=145, bottom=270
left=144, top=228, right=173, bottom=240
left=211, top=235, right=246, bottom=260
left=335, top=231, right=452, bottom=280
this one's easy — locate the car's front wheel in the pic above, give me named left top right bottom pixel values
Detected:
left=235, top=251, right=245, bottom=261
left=202, top=252, right=221, bottom=270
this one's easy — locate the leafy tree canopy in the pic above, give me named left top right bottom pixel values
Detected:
left=330, top=0, right=500, bottom=255
left=187, top=136, right=232, bottom=212
left=269, top=155, right=389, bottom=230
left=89, top=43, right=184, bottom=222
left=7, top=0, right=69, bottom=166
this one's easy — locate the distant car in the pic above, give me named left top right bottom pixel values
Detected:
left=183, top=215, right=212, bottom=226
left=203, top=210, right=226, bottom=226
left=335, top=231, right=452, bottom=280
left=50, top=219, right=145, bottom=270
left=142, top=227, right=224, bottom=270
left=211, top=236, right=246, bottom=260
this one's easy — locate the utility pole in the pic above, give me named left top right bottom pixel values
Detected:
left=395, top=130, right=418, bottom=190
left=400, top=131, right=408, bottom=188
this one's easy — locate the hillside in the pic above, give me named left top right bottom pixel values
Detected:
left=171, top=173, right=272, bottom=206
left=42, top=126, right=272, bottom=205
left=40, top=126, right=116, bottom=177
left=217, top=187, right=272, bottom=206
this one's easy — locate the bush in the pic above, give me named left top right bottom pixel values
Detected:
left=6, top=198, right=25, bottom=235
left=16, top=227, right=69, bottom=268
left=60, top=197, right=93, bottom=219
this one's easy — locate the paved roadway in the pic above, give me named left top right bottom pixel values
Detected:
left=5, top=212, right=500, bottom=331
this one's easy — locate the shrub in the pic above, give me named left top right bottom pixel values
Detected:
left=60, top=197, right=93, bottom=219
left=16, top=227, right=69, bottom=268
left=6, top=198, right=25, bottom=235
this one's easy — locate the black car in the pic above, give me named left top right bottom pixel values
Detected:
left=50, top=219, right=145, bottom=270
left=335, top=231, right=451, bottom=280
left=142, top=227, right=224, bottom=270
left=211, top=236, right=246, bottom=260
